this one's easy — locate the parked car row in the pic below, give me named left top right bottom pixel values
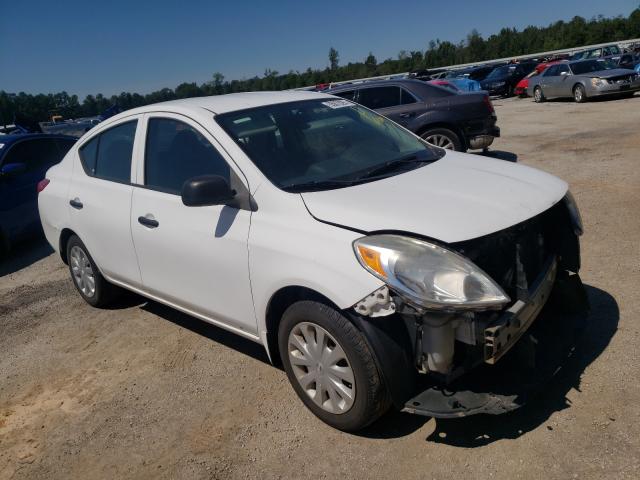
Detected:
left=528, top=58, right=640, bottom=103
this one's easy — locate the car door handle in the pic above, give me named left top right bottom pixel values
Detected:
left=69, top=198, right=83, bottom=209
left=399, top=112, right=415, bottom=118
left=138, top=216, right=159, bottom=228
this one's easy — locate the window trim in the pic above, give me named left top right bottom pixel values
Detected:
left=77, top=119, right=138, bottom=185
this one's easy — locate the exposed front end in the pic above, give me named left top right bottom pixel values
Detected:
left=350, top=195, right=588, bottom=418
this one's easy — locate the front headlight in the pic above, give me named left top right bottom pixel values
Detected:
left=353, top=234, right=510, bottom=311
left=591, top=77, right=606, bottom=87
left=563, top=191, right=583, bottom=236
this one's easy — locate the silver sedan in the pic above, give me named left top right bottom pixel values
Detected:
left=528, top=59, right=640, bottom=103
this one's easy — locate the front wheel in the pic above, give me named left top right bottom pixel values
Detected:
left=573, top=84, right=587, bottom=103
left=420, top=128, right=462, bottom=151
left=278, top=301, right=390, bottom=431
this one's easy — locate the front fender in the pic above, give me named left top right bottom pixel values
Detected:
left=248, top=190, right=383, bottom=340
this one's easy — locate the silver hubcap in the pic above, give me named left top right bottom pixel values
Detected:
left=288, top=322, right=355, bottom=414
left=70, top=246, right=96, bottom=298
left=575, top=88, right=583, bottom=101
left=535, top=88, right=542, bottom=101
left=423, top=133, right=455, bottom=149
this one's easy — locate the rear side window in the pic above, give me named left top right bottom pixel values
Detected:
left=357, top=86, right=401, bottom=109
left=79, top=120, right=137, bottom=183
left=144, top=118, right=230, bottom=194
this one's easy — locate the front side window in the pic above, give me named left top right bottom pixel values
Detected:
left=216, top=99, right=443, bottom=192
left=79, top=120, right=137, bottom=183
left=557, top=65, right=570, bottom=75
left=544, top=65, right=559, bottom=77
left=357, top=87, right=401, bottom=109
left=400, top=88, right=416, bottom=104
left=144, top=118, right=230, bottom=194
left=332, top=90, right=355, bottom=101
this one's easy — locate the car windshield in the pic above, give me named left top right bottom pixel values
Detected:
left=216, top=99, right=443, bottom=192
left=571, top=59, right=618, bottom=75
left=485, top=66, right=515, bottom=79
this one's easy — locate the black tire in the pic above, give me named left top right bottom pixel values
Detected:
left=65, top=234, right=120, bottom=307
left=573, top=84, right=587, bottom=103
left=533, top=86, right=545, bottom=103
left=504, top=84, right=514, bottom=98
left=278, top=301, right=390, bottom=431
left=420, top=127, right=463, bottom=151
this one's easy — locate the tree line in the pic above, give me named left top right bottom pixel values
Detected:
left=2, top=8, right=639, bottom=126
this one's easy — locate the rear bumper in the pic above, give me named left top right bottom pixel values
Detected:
left=402, top=268, right=588, bottom=419
left=463, top=120, right=500, bottom=150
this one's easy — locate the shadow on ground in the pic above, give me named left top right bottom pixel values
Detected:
left=0, top=236, right=53, bottom=277
left=141, top=300, right=271, bottom=364
left=357, top=285, right=618, bottom=444
left=480, top=150, right=518, bottom=162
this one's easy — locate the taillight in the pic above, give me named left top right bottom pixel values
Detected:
left=37, top=178, right=50, bottom=193
left=483, top=95, right=495, bottom=114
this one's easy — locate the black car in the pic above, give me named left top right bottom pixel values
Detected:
left=327, top=79, right=500, bottom=152
left=480, top=63, right=537, bottom=97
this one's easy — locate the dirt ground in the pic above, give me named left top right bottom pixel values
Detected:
left=1, top=94, right=639, bottom=480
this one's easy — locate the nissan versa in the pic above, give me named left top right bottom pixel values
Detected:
left=38, top=91, right=588, bottom=431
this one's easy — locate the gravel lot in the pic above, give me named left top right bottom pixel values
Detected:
left=1, top=94, right=639, bottom=480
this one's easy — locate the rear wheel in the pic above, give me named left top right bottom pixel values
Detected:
left=66, top=235, right=120, bottom=307
left=533, top=86, right=545, bottom=103
left=573, top=84, right=587, bottom=103
left=420, top=128, right=462, bottom=151
left=278, top=301, right=390, bottom=431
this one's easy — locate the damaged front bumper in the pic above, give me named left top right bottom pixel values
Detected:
left=350, top=199, right=588, bottom=418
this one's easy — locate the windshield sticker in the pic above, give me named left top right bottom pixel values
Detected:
left=322, top=99, right=353, bottom=109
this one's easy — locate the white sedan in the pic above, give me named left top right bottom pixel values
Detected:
left=38, top=91, right=586, bottom=431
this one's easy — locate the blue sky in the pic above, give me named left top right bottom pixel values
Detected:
left=1, top=0, right=637, bottom=97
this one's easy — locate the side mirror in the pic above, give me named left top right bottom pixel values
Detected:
left=181, top=175, right=236, bottom=207
left=560, top=71, right=569, bottom=76
left=0, top=163, right=27, bottom=177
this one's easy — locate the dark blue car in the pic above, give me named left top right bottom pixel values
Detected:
left=0, top=133, right=77, bottom=254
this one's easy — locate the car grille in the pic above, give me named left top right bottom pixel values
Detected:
left=450, top=201, right=573, bottom=302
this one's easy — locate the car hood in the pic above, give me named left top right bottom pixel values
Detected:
left=301, top=151, right=568, bottom=243
left=587, top=68, right=635, bottom=78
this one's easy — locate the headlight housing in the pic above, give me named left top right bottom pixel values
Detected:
left=353, top=235, right=510, bottom=311
left=563, top=191, right=583, bottom=235
left=591, top=77, right=606, bottom=87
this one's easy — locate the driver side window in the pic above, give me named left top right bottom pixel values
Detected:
left=144, top=118, right=230, bottom=195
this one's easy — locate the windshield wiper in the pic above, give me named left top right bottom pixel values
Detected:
left=355, top=153, right=435, bottom=181
left=282, top=179, right=357, bottom=192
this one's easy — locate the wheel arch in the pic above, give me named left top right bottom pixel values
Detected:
left=59, top=227, right=77, bottom=264
left=264, top=285, right=339, bottom=365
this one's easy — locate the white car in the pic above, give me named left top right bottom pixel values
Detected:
left=38, top=91, right=586, bottom=431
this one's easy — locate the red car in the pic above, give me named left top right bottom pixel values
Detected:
left=514, top=61, right=563, bottom=97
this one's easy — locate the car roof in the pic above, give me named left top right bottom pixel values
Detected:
left=110, top=91, right=333, bottom=119
left=327, top=78, right=425, bottom=92
left=0, top=132, right=77, bottom=147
